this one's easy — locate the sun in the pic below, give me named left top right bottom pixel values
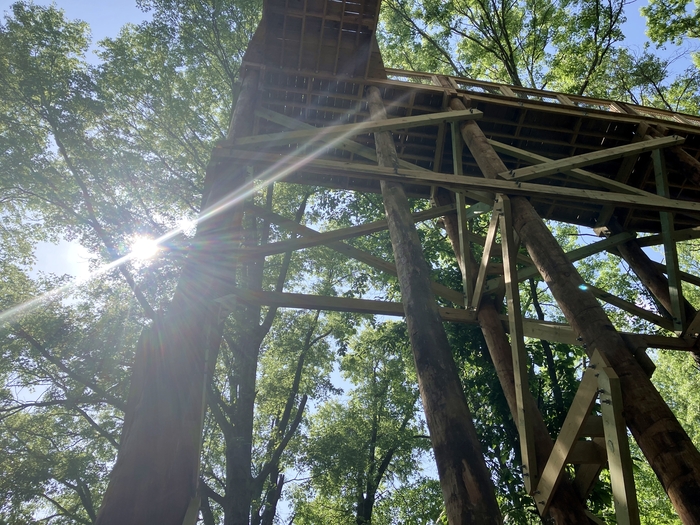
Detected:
left=129, top=236, right=160, bottom=261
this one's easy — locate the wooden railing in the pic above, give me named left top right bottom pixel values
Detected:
left=385, top=68, right=700, bottom=128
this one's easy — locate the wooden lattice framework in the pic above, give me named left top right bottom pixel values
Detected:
left=209, top=1, right=700, bottom=522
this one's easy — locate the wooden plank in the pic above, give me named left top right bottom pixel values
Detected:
left=452, top=121, right=472, bottom=307
left=219, top=286, right=691, bottom=350
left=500, top=195, right=538, bottom=493
left=624, top=333, right=695, bottom=351
left=598, top=367, right=641, bottom=525
left=535, top=364, right=600, bottom=515
left=249, top=205, right=465, bottom=305
left=218, top=288, right=465, bottom=322
left=652, top=261, right=700, bottom=289
left=243, top=204, right=456, bottom=257
left=516, top=318, right=579, bottom=345
left=483, top=231, right=638, bottom=296
left=218, top=150, right=700, bottom=214
left=500, top=136, right=684, bottom=182
left=635, top=226, right=700, bottom=247
left=586, top=284, right=675, bottom=330
left=472, top=207, right=501, bottom=308
left=653, top=149, right=686, bottom=333
left=488, top=139, right=651, bottom=195
left=230, top=108, right=483, bottom=147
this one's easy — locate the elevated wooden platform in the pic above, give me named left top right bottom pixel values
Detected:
left=221, top=64, right=700, bottom=234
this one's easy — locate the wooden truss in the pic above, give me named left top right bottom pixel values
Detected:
left=215, top=103, right=700, bottom=523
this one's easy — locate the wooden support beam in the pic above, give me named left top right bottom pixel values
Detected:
left=635, top=226, right=700, bottom=247
left=483, top=231, right=637, bottom=296
left=586, top=284, right=675, bottom=331
left=472, top=207, right=501, bottom=308
left=488, top=139, right=652, bottom=195
left=535, top=362, right=600, bottom=514
left=452, top=121, right=473, bottom=307
left=652, top=261, right=700, bottom=289
left=367, top=87, right=502, bottom=524
left=498, top=135, right=684, bottom=182
left=219, top=150, right=700, bottom=215
left=229, top=108, right=483, bottom=148
left=255, top=107, right=496, bottom=209
left=243, top=204, right=456, bottom=257
left=249, top=205, right=464, bottom=305
left=598, top=366, right=640, bottom=525
left=500, top=195, right=538, bottom=492
left=217, top=289, right=695, bottom=352
left=217, top=288, right=468, bottom=320
left=653, top=149, right=686, bottom=333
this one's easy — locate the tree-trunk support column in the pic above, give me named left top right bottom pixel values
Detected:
left=367, top=86, right=502, bottom=525
left=450, top=95, right=700, bottom=524
left=435, top=191, right=593, bottom=525
left=96, top=69, right=260, bottom=525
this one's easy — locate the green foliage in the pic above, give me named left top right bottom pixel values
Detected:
left=292, top=321, right=435, bottom=525
left=3, top=0, right=700, bottom=524
left=642, top=0, right=700, bottom=45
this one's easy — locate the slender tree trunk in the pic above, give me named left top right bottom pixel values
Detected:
left=434, top=189, right=591, bottom=525
left=451, top=96, right=700, bottom=524
left=368, top=86, right=502, bottom=525
left=95, top=70, right=260, bottom=525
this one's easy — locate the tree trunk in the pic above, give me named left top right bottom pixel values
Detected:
left=368, top=86, right=502, bottom=525
left=434, top=189, right=591, bottom=525
left=95, top=70, right=260, bottom=525
left=451, top=96, right=700, bottom=524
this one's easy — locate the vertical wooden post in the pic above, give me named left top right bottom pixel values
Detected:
left=450, top=95, right=700, bottom=524
left=598, top=366, right=640, bottom=525
left=367, top=86, right=502, bottom=525
left=452, top=122, right=473, bottom=307
left=652, top=149, right=686, bottom=333
left=499, top=195, right=538, bottom=492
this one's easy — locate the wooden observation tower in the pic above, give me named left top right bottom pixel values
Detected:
left=208, top=0, right=700, bottom=523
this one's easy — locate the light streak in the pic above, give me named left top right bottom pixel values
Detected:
left=0, top=105, right=396, bottom=327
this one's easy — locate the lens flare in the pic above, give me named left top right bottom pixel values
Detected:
left=130, top=236, right=160, bottom=261
left=1, top=96, right=413, bottom=328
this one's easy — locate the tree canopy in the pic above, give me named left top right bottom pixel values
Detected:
left=1, top=0, right=700, bottom=524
